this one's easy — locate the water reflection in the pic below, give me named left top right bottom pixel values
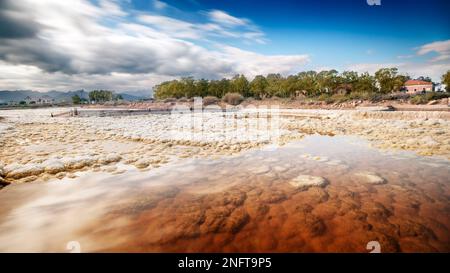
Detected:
left=0, top=135, right=449, bottom=252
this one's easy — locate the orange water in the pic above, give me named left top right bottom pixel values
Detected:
left=0, top=135, right=449, bottom=252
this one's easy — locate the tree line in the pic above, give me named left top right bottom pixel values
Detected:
left=72, top=90, right=123, bottom=104
left=154, top=68, right=450, bottom=100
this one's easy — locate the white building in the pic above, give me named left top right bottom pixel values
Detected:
left=434, top=83, right=447, bottom=92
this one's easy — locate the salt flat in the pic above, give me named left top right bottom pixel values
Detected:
left=0, top=107, right=449, bottom=184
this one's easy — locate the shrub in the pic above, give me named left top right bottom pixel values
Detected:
left=410, top=95, right=426, bottom=104
left=316, top=94, right=335, bottom=104
left=317, top=94, right=331, bottom=101
left=382, top=92, right=410, bottom=101
left=410, top=92, right=450, bottom=104
left=203, top=96, right=219, bottom=106
left=329, top=94, right=350, bottom=103
left=223, top=92, right=244, bottom=105
left=163, top=98, right=177, bottom=103
left=347, top=91, right=382, bottom=102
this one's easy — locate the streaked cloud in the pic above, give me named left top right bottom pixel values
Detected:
left=218, top=46, right=310, bottom=78
left=416, top=39, right=450, bottom=62
left=0, top=0, right=307, bottom=91
left=153, top=0, right=168, bottom=10
left=347, top=62, right=448, bottom=82
left=207, top=10, right=248, bottom=27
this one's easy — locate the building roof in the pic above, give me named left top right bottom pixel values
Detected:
left=405, top=80, right=433, bottom=86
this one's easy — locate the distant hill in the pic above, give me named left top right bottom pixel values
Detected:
left=0, top=90, right=150, bottom=103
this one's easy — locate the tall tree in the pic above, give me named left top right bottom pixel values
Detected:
left=316, top=70, right=340, bottom=93
left=89, top=90, right=114, bottom=102
left=180, top=77, right=195, bottom=98
left=417, top=76, right=432, bottom=82
left=195, top=78, right=209, bottom=97
left=72, top=94, right=81, bottom=104
left=231, top=74, right=250, bottom=96
left=265, top=73, right=284, bottom=97
left=353, top=72, right=376, bottom=93
left=442, top=71, right=450, bottom=92
left=374, top=68, right=407, bottom=93
left=279, top=75, right=300, bottom=98
left=296, top=71, right=318, bottom=96
left=249, top=75, right=269, bottom=99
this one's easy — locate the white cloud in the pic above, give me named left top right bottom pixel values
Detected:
left=138, top=15, right=201, bottom=39
left=153, top=0, right=168, bottom=10
left=99, top=0, right=128, bottom=17
left=0, top=61, right=171, bottom=92
left=348, top=39, right=450, bottom=82
left=206, top=9, right=266, bottom=44
left=217, top=46, right=310, bottom=78
left=416, top=39, right=450, bottom=62
left=347, top=62, right=448, bottom=82
left=208, top=10, right=248, bottom=27
left=397, top=55, right=414, bottom=59
left=137, top=14, right=266, bottom=43
left=346, top=63, right=403, bottom=75
left=0, top=0, right=309, bottom=92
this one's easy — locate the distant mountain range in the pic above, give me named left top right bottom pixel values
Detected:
left=0, top=90, right=151, bottom=103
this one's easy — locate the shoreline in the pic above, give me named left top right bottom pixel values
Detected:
left=1, top=96, right=449, bottom=112
left=0, top=107, right=449, bottom=252
left=1, top=107, right=449, bottom=186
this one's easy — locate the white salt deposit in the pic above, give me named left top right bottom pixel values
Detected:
left=289, top=175, right=328, bottom=190
left=355, top=171, right=386, bottom=185
left=5, top=163, right=45, bottom=179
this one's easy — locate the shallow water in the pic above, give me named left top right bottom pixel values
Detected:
left=0, top=135, right=449, bottom=252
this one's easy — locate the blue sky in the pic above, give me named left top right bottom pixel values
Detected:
left=0, top=0, right=448, bottom=91
left=138, top=0, right=450, bottom=70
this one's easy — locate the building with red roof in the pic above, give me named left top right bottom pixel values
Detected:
left=404, top=80, right=433, bottom=93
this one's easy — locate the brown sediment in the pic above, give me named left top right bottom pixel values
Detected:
left=0, top=135, right=448, bottom=253
left=0, top=108, right=449, bottom=253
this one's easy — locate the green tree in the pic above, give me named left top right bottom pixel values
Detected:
left=151, top=68, right=432, bottom=99
left=180, top=77, right=195, bottom=98
left=316, top=70, right=340, bottom=93
left=374, top=68, right=407, bottom=93
left=279, top=75, right=300, bottom=97
left=249, top=75, right=269, bottom=99
left=89, top=90, right=114, bottom=102
left=442, top=71, right=450, bottom=92
left=194, top=79, right=209, bottom=97
left=353, top=72, right=376, bottom=93
left=417, top=76, right=432, bottom=82
left=207, top=79, right=230, bottom=98
left=230, top=74, right=250, bottom=96
left=265, top=73, right=284, bottom=97
left=342, top=71, right=359, bottom=84
left=218, top=78, right=231, bottom=97
left=72, top=94, right=81, bottom=104
left=296, top=71, right=318, bottom=96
